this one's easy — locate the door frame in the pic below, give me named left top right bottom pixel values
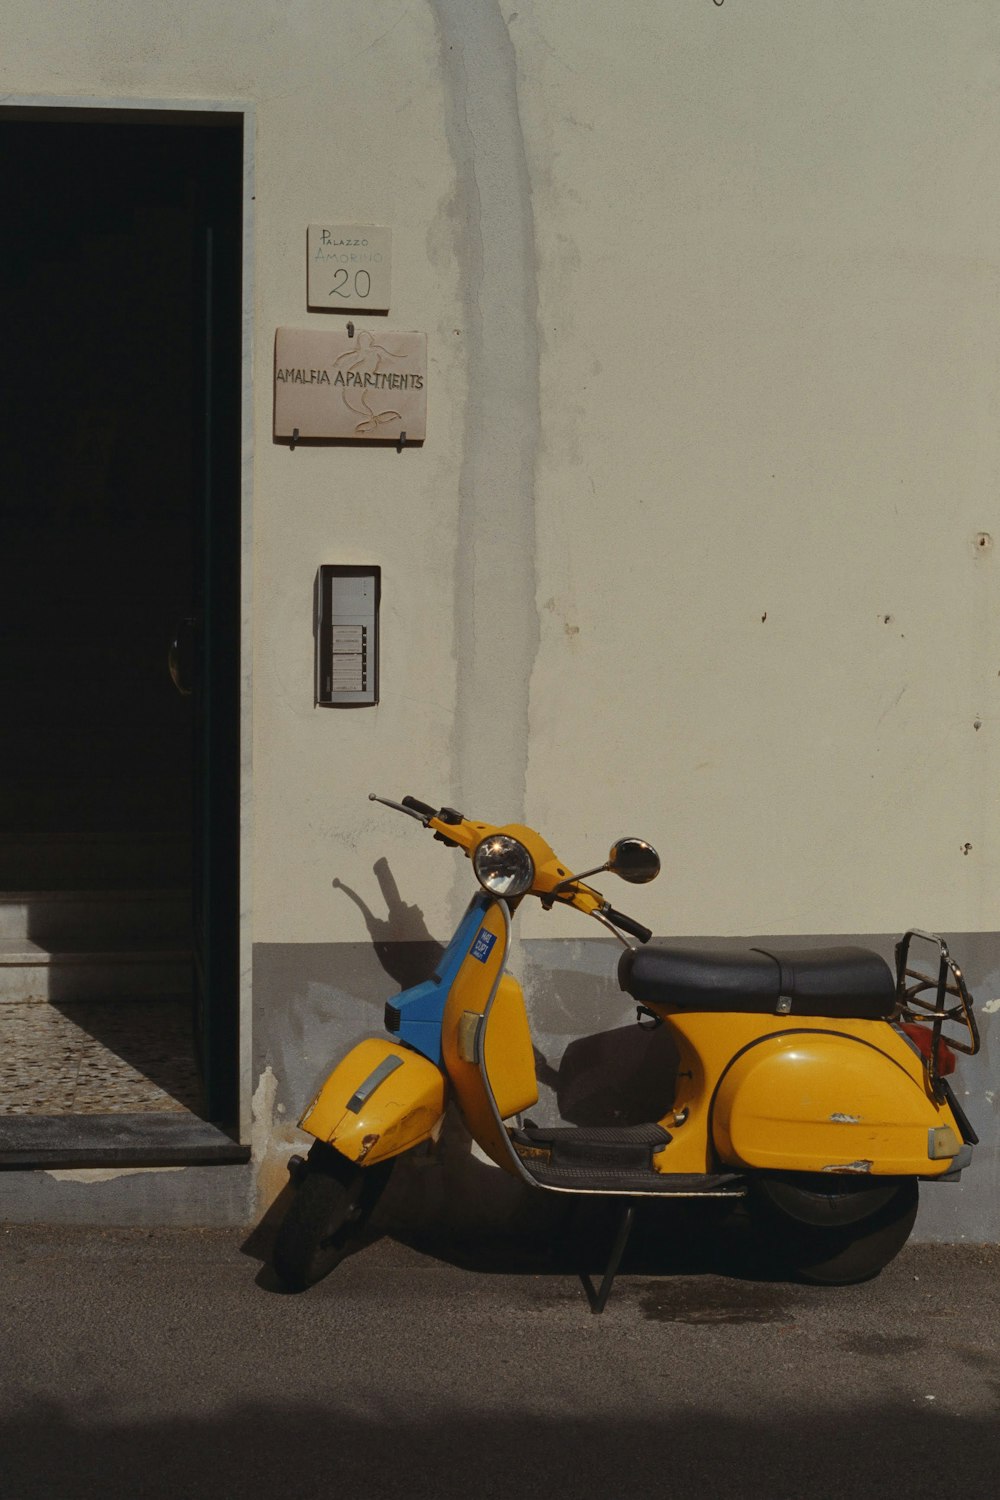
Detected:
left=0, top=95, right=255, bottom=1143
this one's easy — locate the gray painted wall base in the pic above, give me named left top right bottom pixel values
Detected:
left=254, top=930, right=999, bottom=1245
left=0, top=1113, right=250, bottom=1169
left=3, top=930, right=993, bottom=1236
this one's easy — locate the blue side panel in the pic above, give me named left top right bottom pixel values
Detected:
left=388, top=894, right=491, bottom=1066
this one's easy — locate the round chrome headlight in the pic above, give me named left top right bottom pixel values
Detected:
left=472, top=835, right=535, bottom=897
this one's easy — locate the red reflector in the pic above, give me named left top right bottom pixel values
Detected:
left=900, top=1022, right=957, bottom=1076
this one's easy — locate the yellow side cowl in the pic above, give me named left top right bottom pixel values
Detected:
left=712, top=1030, right=963, bottom=1177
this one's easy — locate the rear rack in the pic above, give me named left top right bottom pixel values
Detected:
left=894, top=929, right=980, bottom=1100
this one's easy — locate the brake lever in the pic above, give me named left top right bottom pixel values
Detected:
left=588, top=908, right=634, bottom=948
left=368, top=793, right=429, bottom=823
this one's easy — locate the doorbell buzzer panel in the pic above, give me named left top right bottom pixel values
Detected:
left=316, top=565, right=380, bottom=706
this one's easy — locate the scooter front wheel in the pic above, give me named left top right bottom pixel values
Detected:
left=273, top=1142, right=392, bottom=1291
left=748, top=1173, right=919, bottom=1286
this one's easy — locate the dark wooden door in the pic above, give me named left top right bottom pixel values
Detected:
left=0, top=110, right=244, bottom=1126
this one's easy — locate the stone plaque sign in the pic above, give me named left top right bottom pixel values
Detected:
left=274, top=327, right=426, bottom=442
left=307, top=224, right=391, bottom=311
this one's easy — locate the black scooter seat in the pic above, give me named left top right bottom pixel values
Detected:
left=618, top=943, right=896, bottom=1020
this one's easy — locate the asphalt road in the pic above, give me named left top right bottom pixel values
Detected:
left=1, top=1212, right=999, bottom=1500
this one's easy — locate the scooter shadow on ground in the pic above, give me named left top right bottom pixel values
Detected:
left=245, top=1113, right=777, bottom=1299
left=382, top=1134, right=777, bottom=1286
left=381, top=1020, right=781, bottom=1289
left=245, top=1023, right=779, bottom=1296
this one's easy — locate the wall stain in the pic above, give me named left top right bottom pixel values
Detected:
left=431, top=0, right=541, bottom=841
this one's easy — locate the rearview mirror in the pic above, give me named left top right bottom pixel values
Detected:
left=607, top=838, right=660, bottom=885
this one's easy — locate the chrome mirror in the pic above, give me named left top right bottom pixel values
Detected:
left=608, top=838, right=660, bottom=884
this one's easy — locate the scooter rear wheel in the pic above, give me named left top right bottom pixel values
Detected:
left=273, top=1143, right=392, bottom=1291
left=748, top=1174, right=918, bottom=1286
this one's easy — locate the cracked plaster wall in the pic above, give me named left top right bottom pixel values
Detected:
left=6, top=1, right=998, bottom=942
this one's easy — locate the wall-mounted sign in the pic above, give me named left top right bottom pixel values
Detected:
left=307, top=224, right=391, bottom=312
left=274, top=327, right=426, bottom=442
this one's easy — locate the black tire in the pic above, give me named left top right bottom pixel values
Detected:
left=748, top=1173, right=919, bottom=1286
left=273, top=1144, right=392, bottom=1291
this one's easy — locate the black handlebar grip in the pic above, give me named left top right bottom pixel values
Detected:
left=401, top=796, right=438, bottom=818
left=604, top=907, right=653, bottom=944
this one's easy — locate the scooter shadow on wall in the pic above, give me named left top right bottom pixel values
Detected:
left=332, top=858, right=445, bottom=989
left=533, top=1000, right=681, bottom=1128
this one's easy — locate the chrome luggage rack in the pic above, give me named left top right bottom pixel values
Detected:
left=894, top=929, right=980, bottom=1100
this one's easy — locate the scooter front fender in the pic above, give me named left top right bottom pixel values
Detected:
left=300, top=1038, right=447, bottom=1167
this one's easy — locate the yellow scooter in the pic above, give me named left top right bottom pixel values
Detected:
left=273, top=793, right=980, bottom=1306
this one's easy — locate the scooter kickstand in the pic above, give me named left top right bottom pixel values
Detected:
left=586, top=1201, right=636, bottom=1315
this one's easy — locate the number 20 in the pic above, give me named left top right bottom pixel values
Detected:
left=329, top=269, right=372, bottom=299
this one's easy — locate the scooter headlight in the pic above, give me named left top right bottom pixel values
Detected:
left=472, top=835, right=535, bottom=898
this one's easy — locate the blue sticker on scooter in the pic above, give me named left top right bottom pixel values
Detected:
left=470, top=928, right=497, bottom=963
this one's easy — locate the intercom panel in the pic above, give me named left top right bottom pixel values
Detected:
left=316, top=565, right=380, bottom=706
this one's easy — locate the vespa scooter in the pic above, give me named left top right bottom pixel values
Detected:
left=273, top=793, right=980, bottom=1305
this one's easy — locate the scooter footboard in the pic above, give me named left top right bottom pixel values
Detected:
left=712, top=1030, right=964, bottom=1176
left=300, top=1038, right=447, bottom=1166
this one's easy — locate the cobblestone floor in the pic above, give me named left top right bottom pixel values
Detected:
left=0, top=998, right=203, bottom=1115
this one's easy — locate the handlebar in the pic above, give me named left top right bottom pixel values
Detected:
left=603, top=907, right=652, bottom=945
left=401, top=795, right=438, bottom=818
left=371, top=793, right=655, bottom=943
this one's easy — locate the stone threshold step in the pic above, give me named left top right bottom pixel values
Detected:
left=0, top=891, right=191, bottom=944
left=0, top=942, right=191, bottom=966
left=0, top=945, right=192, bottom=1001
left=0, top=1112, right=250, bottom=1169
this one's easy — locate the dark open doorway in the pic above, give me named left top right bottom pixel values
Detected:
left=0, top=109, right=246, bottom=1162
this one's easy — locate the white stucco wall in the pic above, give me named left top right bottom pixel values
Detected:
left=4, top=0, right=999, bottom=946
left=520, top=3, right=1000, bottom=941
